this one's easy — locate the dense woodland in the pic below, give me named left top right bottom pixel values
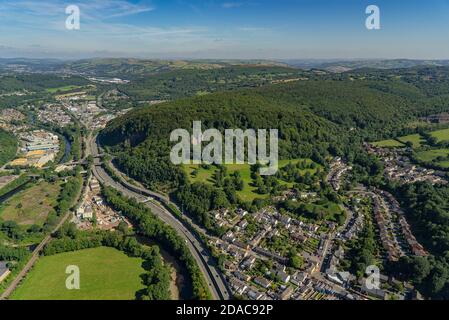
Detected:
left=0, top=129, right=17, bottom=166
left=379, top=182, right=449, bottom=299
left=100, top=89, right=350, bottom=189
left=116, top=66, right=310, bottom=101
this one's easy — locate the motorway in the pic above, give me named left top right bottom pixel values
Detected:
left=87, top=134, right=231, bottom=300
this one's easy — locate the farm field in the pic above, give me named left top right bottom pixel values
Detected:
left=0, top=181, right=61, bottom=226
left=436, top=160, right=449, bottom=168
left=430, top=128, right=449, bottom=143
left=372, top=139, right=404, bottom=148
left=398, top=134, right=426, bottom=148
left=10, top=247, right=145, bottom=300
left=45, top=85, right=86, bottom=93
left=184, top=159, right=320, bottom=202
left=415, top=149, right=449, bottom=162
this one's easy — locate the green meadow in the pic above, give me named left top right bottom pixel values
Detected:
left=11, top=247, right=145, bottom=300
left=372, top=139, right=405, bottom=148
left=397, top=134, right=426, bottom=148
left=184, top=159, right=320, bottom=202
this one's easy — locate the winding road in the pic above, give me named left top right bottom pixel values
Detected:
left=87, top=134, right=231, bottom=300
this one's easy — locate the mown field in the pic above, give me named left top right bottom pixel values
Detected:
left=374, top=128, right=449, bottom=150
left=397, top=134, right=426, bottom=148
left=45, top=85, right=84, bottom=93
left=0, top=181, right=61, bottom=226
left=184, top=159, right=320, bottom=202
left=430, top=128, right=449, bottom=143
left=415, top=149, right=449, bottom=161
left=11, top=247, right=145, bottom=300
left=372, top=139, right=405, bottom=148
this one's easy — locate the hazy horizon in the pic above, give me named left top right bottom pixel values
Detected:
left=1, top=0, right=449, bottom=60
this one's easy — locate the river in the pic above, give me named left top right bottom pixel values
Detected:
left=136, top=236, right=191, bottom=300
left=59, top=135, right=72, bottom=164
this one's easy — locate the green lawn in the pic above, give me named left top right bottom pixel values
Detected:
left=430, top=128, right=449, bottom=143
left=372, top=139, right=404, bottom=148
left=184, top=159, right=320, bottom=202
left=185, top=163, right=263, bottom=202
left=398, top=134, right=426, bottom=148
left=11, top=247, right=145, bottom=300
left=46, top=85, right=83, bottom=93
left=303, top=202, right=344, bottom=223
left=0, top=181, right=61, bottom=226
left=436, top=160, right=449, bottom=168
left=415, top=149, right=449, bottom=162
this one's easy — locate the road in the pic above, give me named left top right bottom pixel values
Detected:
left=0, top=211, right=72, bottom=300
left=87, top=134, right=231, bottom=300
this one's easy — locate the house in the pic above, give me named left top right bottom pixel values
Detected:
left=234, top=241, right=250, bottom=251
left=277, top=286, right=294, bottom=300
left=83, top=205, right=94, bottom=219
left=234, top=271, right=251, bottom=282
left=223, top=231, right=236, bottom=242
left=223, top=260, right=235, bottom=271
left=247, top=289, right=264, bottom=300
left=0, top=262, right=11, bottom=283
left=254, top=277, right=272, bottom=289
left=76, top=206, right=85, bottom=218
left=240, top=256, right=256, bottom=270
left=361, top=285, right=386, bottom=300
left=90, top=178, right=100, bottom=191
left=291, top=272, right=307, bottom=286
left=93, top=196, right=103, bottom=206
left=236, top=209, right=248, bottom=217
left=276, top=270, right=291, bottom=284
left=238, top=220, right=248, bottom=229
left=230, top=279, right=248, bottom=296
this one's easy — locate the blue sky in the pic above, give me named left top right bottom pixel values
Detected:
left=0, top=0, right=449, bottom=59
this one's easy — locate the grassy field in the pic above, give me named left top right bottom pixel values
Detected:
left=436, top=160, right=449, bottom=168
left=184, top=159, right=320, bottom=202
left=46, top=85, right=84, bottom=93
left=397, top=134, right=426, bottom=148
left=430, top=128, right=449, bottom=143
left=0, top=181, right=61, bottom=226
left=184, top=163, right=263, bottom=202
left=415, top=149, right=449, bottom=162
left=372, top=139, right=404, bottom=148
left=303, top=202, right=344, bottom=223
left=11, top=247, right=145, bottom=300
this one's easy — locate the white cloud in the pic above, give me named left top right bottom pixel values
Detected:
left=222, top=2, right=242, bottom=9
left=237, top=27, right=270, bottom=32
left=0, top=0, right=154, bottom=21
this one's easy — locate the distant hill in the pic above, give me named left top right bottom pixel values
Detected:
left=114, top=65, right=309, bottom=102
left=282, top=59, right=449, bottom=72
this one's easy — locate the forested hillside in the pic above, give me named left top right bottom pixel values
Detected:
left=0, top=74, right=91, bottom=109
left=0, top=129, right=17, bottom=166
left=250, top=80, right=417, bottom=137
left=99, top=90, right=348, bottom=191
left=100, top=73, right=449, bottom=191
left=0, top=74, right=89, bottom=94
left=116, top=66, right=309, bottom=101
